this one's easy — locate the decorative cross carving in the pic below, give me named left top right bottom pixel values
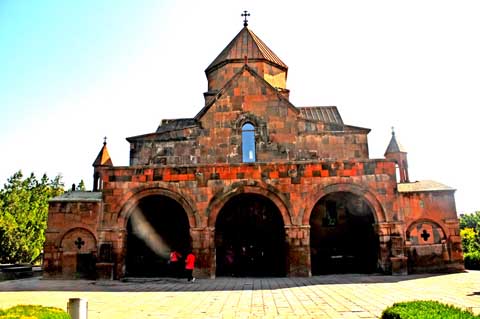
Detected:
left=75, top=237, right=85, bottom=249
left=421, top=229, right=430, bottom=241
left=241, top=10, right=250, bottom=27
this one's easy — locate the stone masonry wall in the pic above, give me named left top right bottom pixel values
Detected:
left=44, top=200, right=102, bottom=278
left=399, top=191, right=463, bottom=272
left=98, top=159, right=398, bottom=277
left=129, top=67, right=370, bottom=167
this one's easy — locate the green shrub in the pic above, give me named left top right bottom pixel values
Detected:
left=381, top=300, right=479, bottom=319
left=0, top=305, right=70, bottom=319
left=464, top=251, right=480, bottom=270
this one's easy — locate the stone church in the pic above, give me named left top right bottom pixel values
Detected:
left=44, top=17, right=463, bottom=279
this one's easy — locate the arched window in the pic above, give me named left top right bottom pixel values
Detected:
left=242, top=123, right=256, bottom=162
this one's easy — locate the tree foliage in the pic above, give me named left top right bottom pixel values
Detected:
left=459, top=212, right=480, bottom=270
left=459, top=212, right=480, bottom=254
left=77, top=179, right=86, bottom=191
left=0, top=171, right=64, bottom=263
left=460, top=228, right=480, bottom=255
left=459, top=211, right=480, bottom=230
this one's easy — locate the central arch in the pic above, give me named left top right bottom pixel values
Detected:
left=215, top=193, right=286, bottom=277
left=309, top=191, right=379, bottom=274
left=125, top=194, right=191, bottom=277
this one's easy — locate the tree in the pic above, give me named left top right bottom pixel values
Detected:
left=0, top=171, right=64, bottom=263
left=460, top=228, right=480, bottom=254
left=459, top=212, right=480, bottom=269
left=77, top=179, right=86, bottom=191
left=459, top=211, right=480, bottom=230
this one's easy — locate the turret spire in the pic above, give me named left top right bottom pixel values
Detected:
left=93, top=137, right=113, bottom=191
left=385, top=129, right=409, bottom=183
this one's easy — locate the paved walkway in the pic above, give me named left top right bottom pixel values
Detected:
left=1, top=271, right=479, bottom=318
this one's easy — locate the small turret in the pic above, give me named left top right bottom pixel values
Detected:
left=385, top=128, right=409, bottom=183
left=92, top=137, right=113, bottom=191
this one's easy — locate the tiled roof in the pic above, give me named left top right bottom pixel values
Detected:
left=50, top=191, right=103, bottom=202
left=206, top=27, right=287, bottom=73
left=397, top=180, right=455, bottom=193
left=92, top=142, right=113, bottom=167
left=297, top=106, right=344, bottom=125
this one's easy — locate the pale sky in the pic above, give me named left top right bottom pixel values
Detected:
left=1, top=1, right=479, bottom=214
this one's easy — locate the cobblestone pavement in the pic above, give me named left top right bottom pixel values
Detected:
left=1, top=271, right=479, bottom=318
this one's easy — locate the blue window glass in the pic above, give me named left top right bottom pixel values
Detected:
left=242, top=123, right=256, bottom=162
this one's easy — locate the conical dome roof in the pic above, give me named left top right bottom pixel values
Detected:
left=205, top=27, right=287, bottom=74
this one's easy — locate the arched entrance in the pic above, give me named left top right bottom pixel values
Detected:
left=215, top=193, right=286, bottom=277
left=126, top=195, right=191, bottom=277
left=309, top=192, right=379, bottom=274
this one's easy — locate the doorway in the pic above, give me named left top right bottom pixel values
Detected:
left=215, top=193, right=286, bottom=277
left=310, top=192, right=379, bottom=274
left=126, top=195, right=190, bottom=277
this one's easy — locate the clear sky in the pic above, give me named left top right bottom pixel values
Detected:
left=1, top=1, right=479, bottom=214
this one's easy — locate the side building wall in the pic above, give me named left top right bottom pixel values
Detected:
left=44, top=197, right=102, bottom=278
left=399, top=191, right=463, bottom=272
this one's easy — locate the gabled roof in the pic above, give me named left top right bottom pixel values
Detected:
left=205, top=27, right=287, bottom=74
left=126, top=119, right=200, bottom=142
left=385, top=131, right=407, bottom=155
left=195, top=64, right=298, bottom=121
left=92, top=141, right=113, bottom=167
left=156, top=118, right=199, bottom=134
left=397, top=180, right=455, bottom=193
left=298, top=106, right=344, bottom=125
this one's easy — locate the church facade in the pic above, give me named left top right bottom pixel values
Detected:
left=43, top=21, right=463, bottom=279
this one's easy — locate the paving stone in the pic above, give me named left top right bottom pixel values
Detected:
left=1, top=272, right=480, bottom=318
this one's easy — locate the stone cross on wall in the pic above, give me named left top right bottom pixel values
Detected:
left=75, top=237, right=85, bottom=249
left=421, top=229, right=431, bottom=242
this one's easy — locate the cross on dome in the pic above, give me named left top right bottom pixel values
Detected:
left=241, top=10, right=250, bottom=27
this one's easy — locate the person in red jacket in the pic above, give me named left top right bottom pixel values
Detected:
left=185, top=251, right=196, bottom=282
left=169, top=250, right=182, bottom=278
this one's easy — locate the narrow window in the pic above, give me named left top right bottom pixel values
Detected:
left=242, top=123, right=256, bottom=162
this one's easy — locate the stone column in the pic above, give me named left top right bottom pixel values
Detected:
left=376, top=222, right=408, bottom=275
left=190, top=227, right=215, bottom=278
left=376, top=223, right=392, bottom=273
left=444, top=218, right=464, bottom=269
left=112, top=229, right=126, bottom=279
left=285, top=225, right=310, bottom=277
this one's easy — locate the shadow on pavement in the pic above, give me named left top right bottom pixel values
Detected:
left=0, top=272, right=454, bottom=292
